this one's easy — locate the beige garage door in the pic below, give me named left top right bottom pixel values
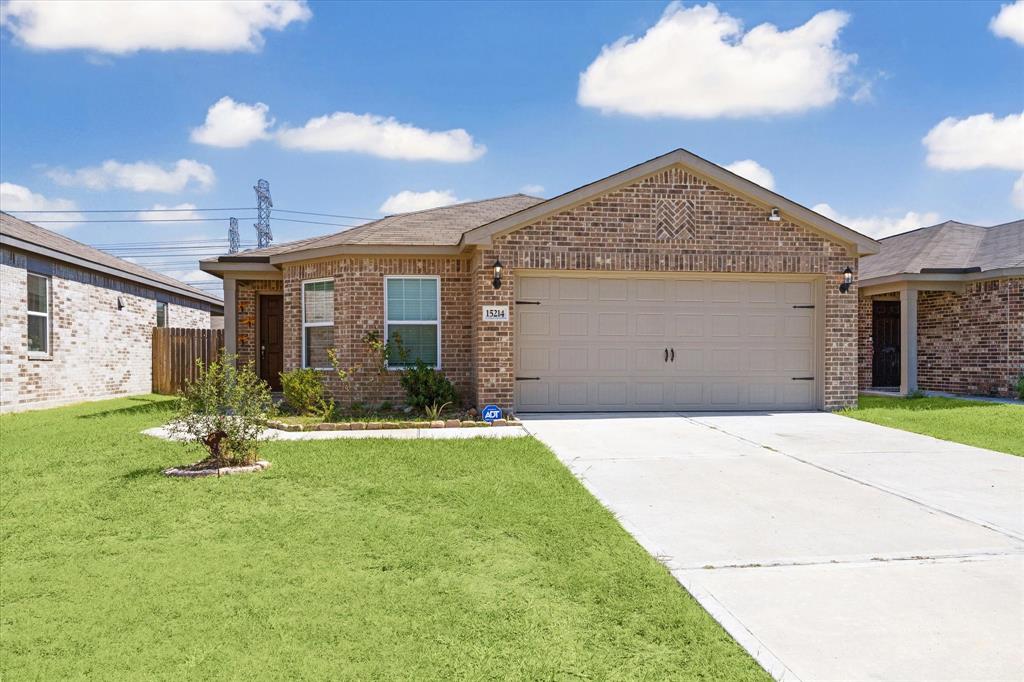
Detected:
left=515, top=274, right=819, bottom=412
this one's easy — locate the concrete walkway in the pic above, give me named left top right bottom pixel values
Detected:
left=143, top=424, right=529, bottom=441
left=522, top=412, right=1024, bottom=682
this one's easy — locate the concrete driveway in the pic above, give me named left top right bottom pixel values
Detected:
left=522, top=412, right=1024, bottom=682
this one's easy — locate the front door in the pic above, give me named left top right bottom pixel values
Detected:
left=872, top=300, right=900, bottom=388
left=259, top=294, right=284, bottom=391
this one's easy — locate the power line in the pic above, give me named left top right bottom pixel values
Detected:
left=27, top=215, right=360, bottom=228
left=5, top=206, right=375, bottom=220
left=25, top=217, right=258, bottom=224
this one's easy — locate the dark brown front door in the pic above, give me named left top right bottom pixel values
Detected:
left=259, top=295, right=284, bottom=391
left=872, top=300, right=900, bottom=388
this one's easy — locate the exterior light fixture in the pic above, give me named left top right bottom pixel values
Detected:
left=839, top=267, right=853, bottom=293
left=768, top=207, right=781, bottom=222
left=492, top=258, right=503, bottom=289
left=117, top=296, right=124, bottom=310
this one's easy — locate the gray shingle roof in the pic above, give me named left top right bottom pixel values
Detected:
left=1, top=212, right=223, bottom=306
left=223, top=194, right=544, bottom=259
left=860, top=219, right=1024, bottom=281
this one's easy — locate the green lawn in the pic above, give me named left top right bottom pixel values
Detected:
left=1, top=396, right=766, bottom=681
left=841, top=395, right=1024, bottom=456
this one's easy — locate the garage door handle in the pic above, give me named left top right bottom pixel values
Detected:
left=791, top=377, right=814, bottom=381
left=515, top=376, right=540, bottom=381
left=670, top=348, right=675, bottom=362
left=664, top=348, right=669, bottom=362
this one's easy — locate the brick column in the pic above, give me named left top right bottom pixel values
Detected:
left=472, top=250, right=515, bottom=412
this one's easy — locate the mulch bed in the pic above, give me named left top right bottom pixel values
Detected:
left=163, top=460, right=272, bottom=478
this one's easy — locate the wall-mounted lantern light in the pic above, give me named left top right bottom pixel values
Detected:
left=768, top=207, right=781, bottom=222
left=839, top=267, right=853, bottom=293
left=117, top=296, right=124, bottom=310
left=492, top=258, right=503, bottom=289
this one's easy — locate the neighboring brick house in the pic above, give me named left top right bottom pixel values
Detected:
left=1, top=212, right=223, bottom=412
left=202, top=149, right=879, bottom=413
left=858, top=219, right=1023, bottom=398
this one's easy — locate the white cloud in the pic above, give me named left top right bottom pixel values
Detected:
left=991, top=1, right=1024, bottom=45
left=140, top=203, right=200, bottom=220
left=0, top=182, right=82, bottom=227
left=520, top=184, right=545, bottom=195
left=922, top=112, right=1024, bottom=171
left=577, top=2, right=856, bottom=118
left=813, top=203, right=941, bottom=239
left=723, top=159, right=775, bottom=190
left=191, top=97, right=273, bottom=148
left=0, top=0, right=311, bottom=54
left=379, top=190, right=463, bottom=214
left=1012, top=174, right=1024, bottom=210
left=276, top=112, right=486, bottom=162
left=48, top=159, right=215, bottom=193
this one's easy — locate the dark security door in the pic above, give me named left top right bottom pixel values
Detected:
left=259, top=295, right=284, bottom=391
left=872, top=300, right=900, bottom=388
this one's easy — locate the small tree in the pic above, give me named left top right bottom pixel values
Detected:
left=360, top=331, right=407, bottom=408
left=171, top=354, right=272, bottom=468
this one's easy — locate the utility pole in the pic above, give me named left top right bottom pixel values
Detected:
left=228, top=216, right=240, bottom=254
left=254, top=178, right=273, bottom=249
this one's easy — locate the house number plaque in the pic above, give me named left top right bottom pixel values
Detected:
left=482, top=306, right=509, bottom=322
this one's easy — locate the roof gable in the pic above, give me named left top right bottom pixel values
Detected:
left=1, top=212, right=223, bottom=307
left=461, top=148, right=880, bottom=255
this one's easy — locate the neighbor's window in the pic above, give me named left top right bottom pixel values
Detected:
left=385, top=276, right=439, bottom=369
left=302, top=279, right=334, bottom=369
left=27, top=273, right=50, bottom=355
left=156, top=301, right=168, bottom=328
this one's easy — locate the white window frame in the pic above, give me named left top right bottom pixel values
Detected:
left=156, top=300, right=168, bottom=328
left=26, top=272, right=51, bottom=357
left=301, top=277, right=334, bottom=370
left=384, top=275, right=441, bottom=370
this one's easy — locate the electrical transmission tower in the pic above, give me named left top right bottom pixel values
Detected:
left=228, top=217, right=240, bottom=254
left=253, top=178, right=273, bottom=248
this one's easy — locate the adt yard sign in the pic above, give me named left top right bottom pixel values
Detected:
left=482, top=405, right=503, bottom=423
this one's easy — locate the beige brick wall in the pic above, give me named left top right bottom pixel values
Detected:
left=1, top=246, right=211, bottom=413
left=475, top=166, right=859, bottom=411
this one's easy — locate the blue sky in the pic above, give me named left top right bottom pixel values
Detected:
left=1, top=1, right=1022, bottom=293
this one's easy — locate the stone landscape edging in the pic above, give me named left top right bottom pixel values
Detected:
left=163, top=460, right=272, bottom=478
left=267, top=418, right=519, bottom=432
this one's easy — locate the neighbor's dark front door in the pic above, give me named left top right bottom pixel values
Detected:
left=872, top=300, right=900, bottom=388
left=259, top=294, right=284, bottom=391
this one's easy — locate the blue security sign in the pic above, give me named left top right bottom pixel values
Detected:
left=481, top=404, right=503, bottom=423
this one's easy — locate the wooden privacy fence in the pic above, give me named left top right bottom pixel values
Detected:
left=152, top=327, right=224, bottom=395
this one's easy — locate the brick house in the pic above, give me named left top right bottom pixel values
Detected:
left=858, top=219, right=1023, bottom=398
left=203, top=149, right=879, bottom=413
left=1, top=212, right=223, bottom=412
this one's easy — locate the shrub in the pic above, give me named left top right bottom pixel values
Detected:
left=1016, top=373, right=1024, bottom=400
left=400, top=361, right=458, bottom=412
left=170, top=354, right=271, bottom=467
left=280, top=368, right=325, bottom=416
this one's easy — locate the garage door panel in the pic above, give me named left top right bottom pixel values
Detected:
left=519, top=310, right=550, bottom=336
left=519, top=276, right=550, bottom=301
left=557, top=312, right=588, bottom=336
left=557, top=278, right=588, bottom=300
left=636, top=313, right=666, bottom=336
left=597, top=312, right=628, bottom=336
left=515, top=275, right=819, bottom=412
